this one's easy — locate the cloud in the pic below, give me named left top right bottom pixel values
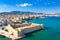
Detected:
left=16, top=3, right=32, bottom=7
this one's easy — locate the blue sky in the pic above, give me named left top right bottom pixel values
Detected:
left=0, top=0, right=60, bottom=14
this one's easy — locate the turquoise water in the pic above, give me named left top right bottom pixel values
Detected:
left=0, top=17, right=60, bottom=40
left=0, top=36, right=10, bottom=40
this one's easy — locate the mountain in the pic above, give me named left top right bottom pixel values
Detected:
left=0, top=11, right=43, bottom=15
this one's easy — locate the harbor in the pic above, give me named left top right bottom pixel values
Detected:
left=0, top=0, right=60, bottom=40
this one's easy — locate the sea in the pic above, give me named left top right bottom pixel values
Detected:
left=0, top=17, right=60, bottom=40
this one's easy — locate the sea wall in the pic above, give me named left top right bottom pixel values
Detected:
left=23, top=24, right=43, bottom=33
